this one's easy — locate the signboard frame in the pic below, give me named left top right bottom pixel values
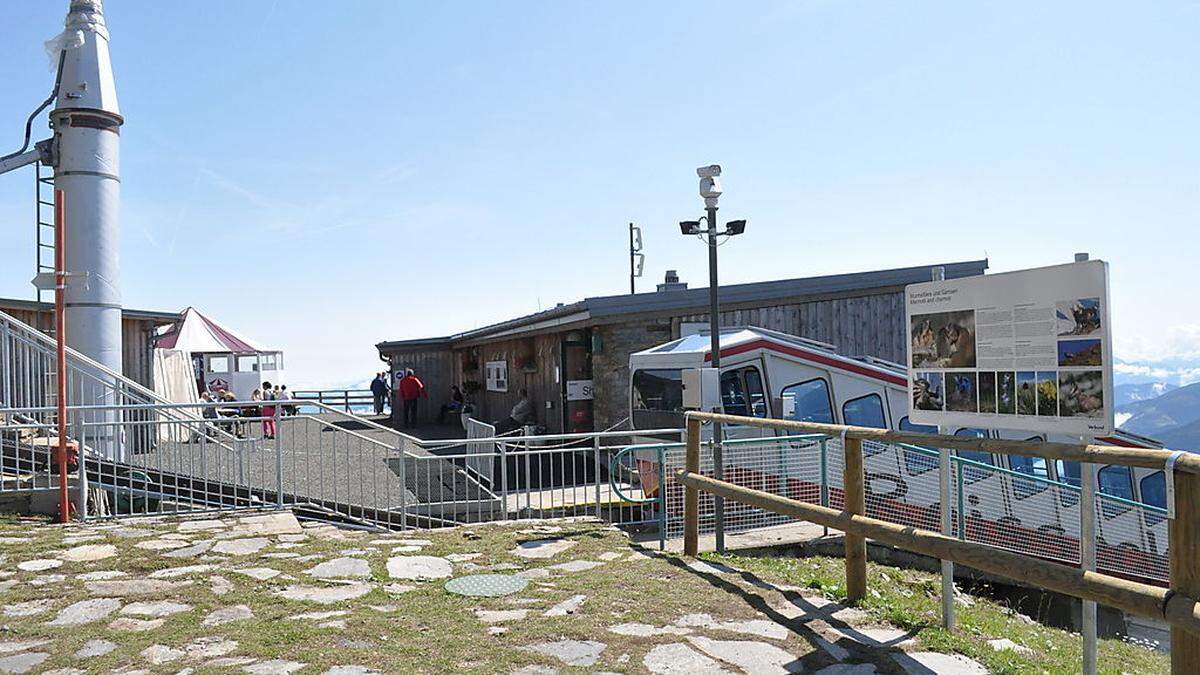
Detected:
left=905, top=260, right=1114, bottom=437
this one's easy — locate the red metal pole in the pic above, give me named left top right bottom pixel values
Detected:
left=54, top=190, right=70, bottom=523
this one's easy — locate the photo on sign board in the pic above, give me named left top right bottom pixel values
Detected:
left=997, top=371, right=1016, bottom=414
left=912, top=372, right=944, bottom=411
left=946, top=373, right=978, bottom=412
left=978, top=372, right=997, bottom=413
left=1059, top=371, right=1105, bottom=418
left=910, top=310, right=977, bottom=368
left=1017, top=372, right=1037, bottom=415
left=1058, top=339, right=1102, bottom=367
left=1056, top=298, right=1102, bottom=336
left=1037, top=371, right=1058, bottom=416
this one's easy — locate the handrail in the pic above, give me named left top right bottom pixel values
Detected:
left=675, top=468, right=1200, bottom=637
left=686, top=410, right=1200, bottom=474
left=609, top=443, right=682, bottom=504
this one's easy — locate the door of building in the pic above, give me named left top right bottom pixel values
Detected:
left=560, top=333, right=594, bottom=432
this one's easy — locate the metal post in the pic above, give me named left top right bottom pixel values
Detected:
left=684, top=416, right=702, bottom=556
left=629, top=222, right=636, bottom=294
left=819, top=439, right=828, bottom=537
left=275, top=403, right=284, bottom=509
left=1081, top=457, right=1098, bottom=675
left=499, top=437, right=509, bottom=520
left=397, top=438, right=408, bottom=531
left=54, top=190, right=70, bottom=524
left=593, top=434, right=602, bottom=519
left=74, top=414, right=87, bottom=520
left=940, top=446, right=955, bottom=629
left=706, top=202, right=725, bottom=554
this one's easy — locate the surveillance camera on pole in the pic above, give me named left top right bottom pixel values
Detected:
left=697, top=164, right=722, bottom=207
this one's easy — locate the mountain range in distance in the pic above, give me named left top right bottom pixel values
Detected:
left=1115, top=381, right=1200, bottom=451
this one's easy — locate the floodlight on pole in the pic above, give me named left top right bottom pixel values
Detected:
left=724, top=219, right=747, bottom=236
left=679, top=220, right=702, bottom=235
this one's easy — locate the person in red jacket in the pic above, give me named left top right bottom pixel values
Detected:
left=397, top=369, right=426, bottom=428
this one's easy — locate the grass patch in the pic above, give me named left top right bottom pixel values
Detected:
left=705, top=550, right=1169, bottom=675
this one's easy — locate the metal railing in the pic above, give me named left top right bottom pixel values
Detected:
left=292, top=389, right=378, bottom=414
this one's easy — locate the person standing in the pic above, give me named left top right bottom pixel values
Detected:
left=260, top=382, right=277, bottom=440
left=398, top=368, right=426, bottom=429
left=370, top=372, right=388, bottom=415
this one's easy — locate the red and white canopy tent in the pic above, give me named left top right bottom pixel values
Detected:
left=154, top=307, right=284, bottom=400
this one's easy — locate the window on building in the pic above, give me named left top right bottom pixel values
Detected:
left=1098, top=465, right=1135, bottom=519
left=260, top=354, right=278, bottom=371
left=236, top=355, right=259, bottom=373
left=207, top=355, right=229, bottom=373
left=1009, top=455, right=1050, bottom=499
left=780, top=379, right=833, bottom=424
left=1140, top=471, right=1166, bottom=525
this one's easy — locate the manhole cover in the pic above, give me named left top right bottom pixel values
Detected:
left=444, top=574, right=528, bottom=597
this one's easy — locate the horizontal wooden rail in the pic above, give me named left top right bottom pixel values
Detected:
left=684, top=411, right=1200, bottom=474
left=675, top=468, right=1200, bottom=637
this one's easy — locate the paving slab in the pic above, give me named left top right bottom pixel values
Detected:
left=307, top=558, right=371, bottom=579
left=108, top=617, right=165, bottom=632
left=177, top=519, right=226, bottom=532
left=520, top=640, right=605, bottom=667
left=0, top=652, right=48, bottom=674
left=47, top=598, right=122, bottom=626
left=85, top=579, right=193, bottom=596
left=275, top=584, right=373, bottom=604
left=203, top=604, right=254, bottom=625
left=386, top=555, right=452, bottom=580
left=893, top=651, right=988, bottom=675
left=607, top=622, right=692, bottom=637
left=0, top=640, right=51, bottom=654
left=74, top=639, right=116, bottom=658
left=210, top=575, right=234, bottom=596
left=549, top=560, right=605, bottom=573
left=687, top=636, right=802, bottom=674
left=814, top=665, right=879, bottom=675
left=212, top=537, right=271, bottom=555
left=58, top=544, right=118, bottom=562
left=3, top=599, right=55, bottom=617
left=140, top=644, right=185, bottom=665
left=185, top=636, right=239, bottom=658
left=16, top=559, right=62, bottom=572
left=512, top=539, right=577, bottom=560
left=148, top=564, right=217, bottom=579
left=544, top=594, right=587, bottom=617
left=120, top=600, right=193, bottom=617
left=643, top=643, right=732, bottom=674
left=134, top=539, right=191, bottom=551
left=323, top=667, right=379, bottom=675
left=235, top=567, right=282, bottom=581
left=163, top=541, right=214, bottom=558
left=474, top=608, right=530, bottom=623
left=244, top=658, right=307, bottom=674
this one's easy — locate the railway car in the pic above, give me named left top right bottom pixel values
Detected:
left=628, top=326, right=1172, bottom=584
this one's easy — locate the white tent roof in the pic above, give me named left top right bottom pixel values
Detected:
left=155, top=307, right=276, bottom=354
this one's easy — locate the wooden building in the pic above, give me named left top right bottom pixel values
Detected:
left=0, top=297, right=179, bottom=389
left=376, top=260, right=988, bottom=432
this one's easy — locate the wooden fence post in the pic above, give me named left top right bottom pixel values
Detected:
left=684, top=416, right=702, bottom=557
left=1170, top=468, right=1200, bottom=674
left=844, top=436, right=867, bottom=603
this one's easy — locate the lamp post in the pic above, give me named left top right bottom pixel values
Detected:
left=679, top=164, right=747, bottom=553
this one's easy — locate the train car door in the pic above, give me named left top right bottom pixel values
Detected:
left=953, top=428, right=1009, bottom=542
left=719, top=358, right=771, bottom=440
left=835, top=379, right=904, bottom=517
left=1135, top=469, right=1169, bottom=558
left=1094, top=464, right=1148, bottom=565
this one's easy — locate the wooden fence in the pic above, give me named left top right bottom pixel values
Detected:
left=679, top=411, right=1200, bottom=674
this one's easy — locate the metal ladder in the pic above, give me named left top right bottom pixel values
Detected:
left=33, top=162, right=57, bottom=410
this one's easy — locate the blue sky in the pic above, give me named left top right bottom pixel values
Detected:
left=1, top=1, right=1197, bottom=387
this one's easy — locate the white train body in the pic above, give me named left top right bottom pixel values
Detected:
left=629, top=327, right=1170, bottom=583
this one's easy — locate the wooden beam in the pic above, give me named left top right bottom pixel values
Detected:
left=684, top=411, right=1200, bottom=474
left=1171, top=469, right=1200, bottom=672
left=683, top=416, right=702, bottom=557
left=844, top=436, right=867, bottom=603
left=674, top=469, right=1200, bottom=637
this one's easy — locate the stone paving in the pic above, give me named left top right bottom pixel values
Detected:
left=0, top=510, right=1008, bottom=674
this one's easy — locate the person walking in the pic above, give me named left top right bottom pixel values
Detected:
left=398, top=369, right=426, bottom=429
left=370, top=372, right=389, bottom=415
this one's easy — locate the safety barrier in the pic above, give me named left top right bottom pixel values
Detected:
left=678, top=411, right=1200, bottom=674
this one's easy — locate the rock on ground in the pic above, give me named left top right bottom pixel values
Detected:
left=306, top=558, right=371, bottom=579
left=520, top=640, right=606, bottom=667
left=275, top=584, right=373, bottom=604
left=687, top=636, right=802, bottom=674
left=46, top=598, right=122, bottom=626
left=511, top=539, right=577, bottom=560
left=203, top=605, right=254, bottom=626
left=0, top=652, right=49, bottom=674
left=643, top=643, right=732, bottom=674
left=386, top=556, right=452, bottom=581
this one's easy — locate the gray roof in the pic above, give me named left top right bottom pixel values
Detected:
left=0, top=296, right=180, bottom=323
left=377, top=259, right=987, bottom=350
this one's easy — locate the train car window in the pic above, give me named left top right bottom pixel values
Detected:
left=1055, top=460, right=1082, bottom=507
left=743, top=369, right=768, bottom=417
left=903, top=448, right=938, bottom=475
left=843, top=394, right=886, bottom=428
left=780, top=379, right=833, bottom=424
left=899, top=417, right=937, bottom=434
left=720, top=371, right=748, bottom=416
left=1098, top=465, right=1135, bottom=519
left=843, top=394, right=888, bottom=456
left=208, top=356, right=230, bottom=373
left=954, top=428, right=987, bottom=438
left=956, top=449, right=994, bottom=484
left=631, top=369, right=684, bottom=429
left=1009, top=455, right=1050, bottom=499
left=1140, top=471, right=1166, bottom=526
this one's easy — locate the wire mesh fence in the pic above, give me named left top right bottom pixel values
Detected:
left=661, top=434, right=1170, bottom=585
